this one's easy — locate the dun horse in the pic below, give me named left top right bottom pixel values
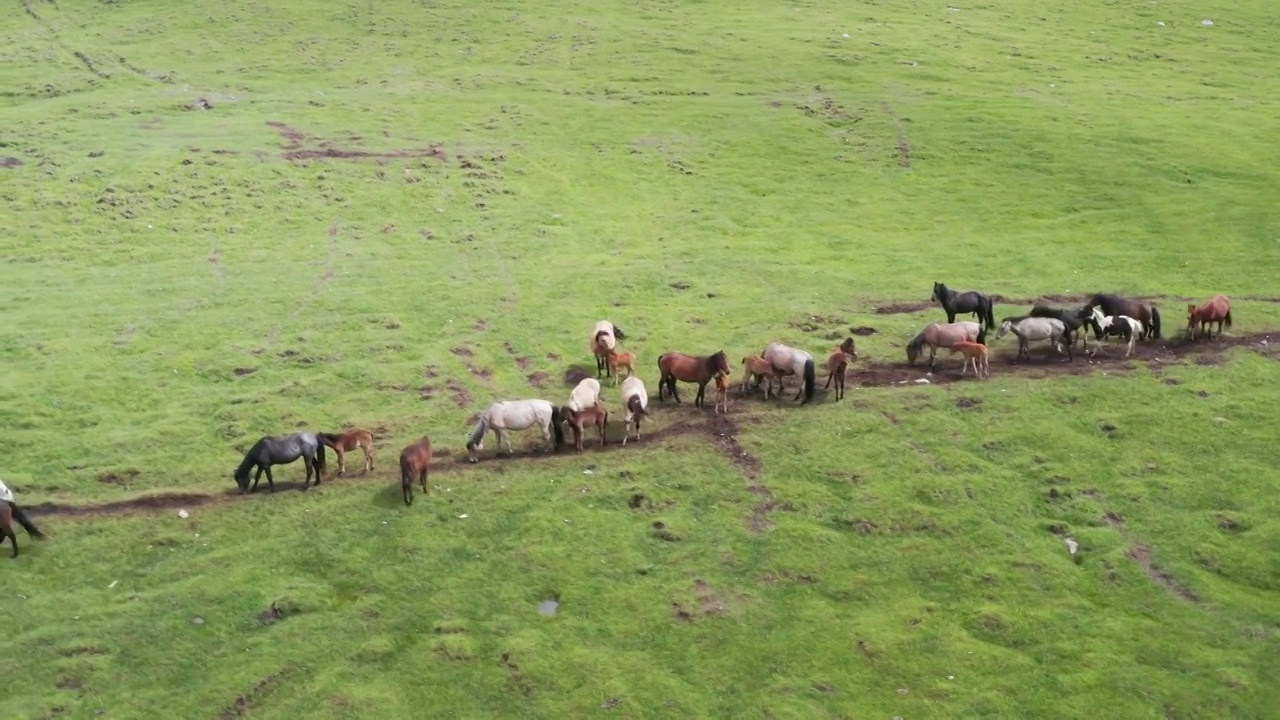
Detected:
left=1188, top=295, right=1232, bottom=340
left=906, top=321, right=982, bottom=369
left=466, top=399, right=564, bottom=462
left=589, top=320, right=627, bottom=378
left=823, top=347, right=857, bottom=401
left=1084, top=293, right=1161, bottom=340
left=740, top=355, right=780, bottom=399
left=657, top=350, right=731, bottom=408
left=567, top=377, right=602, bottom=412
left=761, top=342, right=816, bottom=404
left=996, top=317, right=1072, bottom=362
left=947, top=341, right=990, bottom=379
left=620, top=376, right=649, bottom=445
left=605, top=349, right=636, bottom=385
left=561, top=405, right=609, bottom=452
left=233, top=433, right=327, bottom=494
left=931, top=282, right=997, bottom=328
left=398, top=436, right=432, bottom=506
left=317, top=428, right=374, bottom=476
left=713, top=372, right=731, bottom=414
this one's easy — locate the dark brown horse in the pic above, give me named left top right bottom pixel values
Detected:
left=1, top=502, right=43, bottom=559
left=398, top=436, right=432, bottom=506
left=657, top=350, right=730, bottom=408
left=560, top=405, right=609, bottom=452
left=1083, top=293, right=1162, bottom=340
left=317, top=428, right=375, bottom=476
left=1188, top=295, right=1232, bottom=340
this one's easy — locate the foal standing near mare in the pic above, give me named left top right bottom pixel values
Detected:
left=233, top=433, right=327, bottom=494
left=713, top=372, right=731, bottom=414
left=620, top=375, right=649, bottom=445
left=740, top=355, right=781, bottom=399
left=1187, top=295, right=1232, bottom=340
left=560, top=405, right=609, bottom=452
left=589, top=320, right=627, bottom=379
left=398, top=436, right=432, bottom=506
left=657, top=350, right=731, bottom=408
left=931, top=282, right=997, bottom=328
left=906, top=321, right=982, bottom=370
left=317, top=428, right=375, bottom=476
left=1084, top=293, right=1162, bottom=340
left=947, top=341, right=990, bottom=379
left=823, top=339, right=858, bottom=401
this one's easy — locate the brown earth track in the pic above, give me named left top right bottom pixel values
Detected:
left=875, top=293, right=1280, bottom=315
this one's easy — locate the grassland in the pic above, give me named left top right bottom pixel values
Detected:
left=3, top=0, right=1279, bottom=717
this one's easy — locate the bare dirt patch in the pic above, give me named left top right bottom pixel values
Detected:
left=954, top=397, right=982, bottom=409
left=233, top=367, right=257, bottom=377
left=850, top=326, right=877, bottom=336
left=1127, top=543, right=1198, bottom=602
left=266, top=121, right=447, bottom=163
left=1, top=157, right=22, bottom=168
left=96, top=470, right=139, bottom=486
left=562, top=365, right=594, bottom=386
left=503, top=341, right=534, bottom=370
left=526, top=372, right=549, bottom=389
left=256, top=601, right=289, bottom=626
left=875, top=302, right=932, bottom=315
left=221, top=669, right=293, bottom=719
left=468, top=366, right=493, bottom=381
left=451, top=346, right=473, bottom=359
left=446, top=380, right=472, bottom=408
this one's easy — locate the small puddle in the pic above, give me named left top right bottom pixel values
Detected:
left=537, top=599, right=559, bottom=617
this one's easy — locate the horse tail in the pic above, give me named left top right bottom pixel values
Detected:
left=1225, top=308, right=1233, bottom=329
left=10, top=504, right=44, bottom=539
left=316, top=432, right=337, bottom=448
left=977, top=325, right=988, bottom=345
left=1150, top=306, right=1162, bottom=339
left=612, top=324, right=626, bottom=340
left=314, top=441, right=327, bottom=474
left=802, top=358, right=816, bottom=403
left=984, top=297, right=996, bottom=330
left=550, top=406, right=565, bottom=450
left=466, top=417, right=488, bottom=450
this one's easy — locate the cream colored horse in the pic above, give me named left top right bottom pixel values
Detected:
left=905, top=321, right=982, bottom=369
left=568, top=377, right=602, bottom=412
left=620, top=376, right=649, bottom=445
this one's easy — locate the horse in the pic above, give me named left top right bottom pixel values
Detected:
left=713, top=372, right=731, bottom=414
left=561, top=405, right=608, bottom=452
left=906, top=321, right=982, bottom=369
left=740, top=355, right=780, bottom=398
left=233, top=433, right=327, bottom=494
left=1188, top=295, right=1232, bottom=340
left=1095, top=313, right=1145, bottom=357
left=947, top=341, right=990, bottom=379
left=466, top=399, right=564, bottom=463
left=620, top=376, right=649, bottom=446
left=317, top=428, right=375, bottom=476
left=762, top=342, right=817, bottom=404
left=657, top=350, right=731, bottom=408
left=995, top=316, right=1072, bottom=362
left=836, top=338, right=857, bottom=356
left=1083, top=293, right=1161, bottom=340
left=0, top=502, right=18, bottom=559
left=398, top=436, right=432, bottom=506
left=590, top=320, right=626, bottom=378
left=1030, top=304, right=1097, bottom=350
left=0, top=480, right=43, bottom=552
left=823, top=350, right=856, bottom=401
left=605, top=349, right=636, bottom=385
left=931, top=282, right=997, bottom=328
left=567, top=377, right=602, bottom=412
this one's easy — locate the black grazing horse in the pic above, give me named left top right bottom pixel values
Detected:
left=233, top=433, right=327, bottom=494
left=1083, top=293, right=1162, bottom=340
left=1030, top=304, right=1099, bottom=350
left=932, top=282, right=997, bottom=328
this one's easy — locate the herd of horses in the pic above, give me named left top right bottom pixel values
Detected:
left=206, top=286, right=1238, bottom=515
left=0, top=285, right=1237, bottom=556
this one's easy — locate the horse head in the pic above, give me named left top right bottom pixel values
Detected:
left=710, top=350, right=730, bottom=375
left=995, top=320, right=1013, bottom=339
left=931, top=282, right=945, bottom=303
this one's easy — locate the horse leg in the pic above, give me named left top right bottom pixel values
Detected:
left=5, top=527, right=16, bottom=559
left=364, top=445, right=374, bottom=472
left=695, top=381, right=707, bottom=408
left=264, top=467, right=275, bottom=493
left=836, top=370, right=845, bottom=400
left=310, top=453, right=321, bottom=487
left=335, top=449, right=345, bottom=477
left=669, top=378, right=682, bottom=405
left=251, top=467, right=263, bottom=493
left=420, top=468, right=429, bottom=495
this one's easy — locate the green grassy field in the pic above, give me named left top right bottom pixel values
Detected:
left=3, top=0, right=1279, bottom=717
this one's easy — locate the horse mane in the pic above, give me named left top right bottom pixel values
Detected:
left=234, top=439, right=265, bottom=479
left=704, top=351, right=727, bottom=373
left=1001, top=315, right=1028, bottom=325
left=465, top=414, right=489, bottom=450
left=906, top=329, right=926, bottom=353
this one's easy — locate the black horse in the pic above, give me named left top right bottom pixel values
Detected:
left=1030, top=304, right=1100, bottom=349
left=233, top=433, right=327, bottom=494
left=1083, top=293, right=1162, bottom=340
left=932, top=282, right=997, bottom=328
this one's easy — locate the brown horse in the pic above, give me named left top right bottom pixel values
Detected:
left=740, top=355, right=780, bottom=398
left=398, top=436, right=432, bottom=506
left=0, top=503, right=17, bottom=558
left=948, top=341, right=990, bottom=379
left=906, top=321, right=983, bottom=370
left=1188, top=295, right=1232, bottom=340
left=713, top=372, right=731, bottom=414
left=823, top=350, right=857, bottom=400
left=561, top=405, right=608, bottom=452
left=317, top=428, right=375, bottom=476
left=657, top=350, right=731, bottom=408
left=606, top=349, right=636, bottom=385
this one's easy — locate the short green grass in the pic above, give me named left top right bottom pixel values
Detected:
left=3, top=0, right=1279, bottom=717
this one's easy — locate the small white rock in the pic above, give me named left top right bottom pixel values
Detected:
left=583, top=469, right=593, bottom=475
left=177, top=509, right=189, bottom=519
left=1157, top=21, right=1165, bottom=26
left=842, top=33, right=850, bottom=38
left=108, top=580, right=118, bottom=589
left=1201, top=19, right=1213, bottom=26
left=914, top=378, right=931, bottom=384
left=458, top=514, right=468, bottom=519
left=1065, top=538, right=1079, bottom=555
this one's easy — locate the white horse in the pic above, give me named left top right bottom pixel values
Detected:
left=619, top=376, right=649, bottom=445
left=995, top=317, right=1072, bottom=362
left=1096, top=313, right=1145, bottom=357
left=465, top=400, right=563, bottom=463
left=567, top=377, right=602, bottom=412
left=589, top=320, right=626, bottom=377
left=761, top=342, right=817, bottom=404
